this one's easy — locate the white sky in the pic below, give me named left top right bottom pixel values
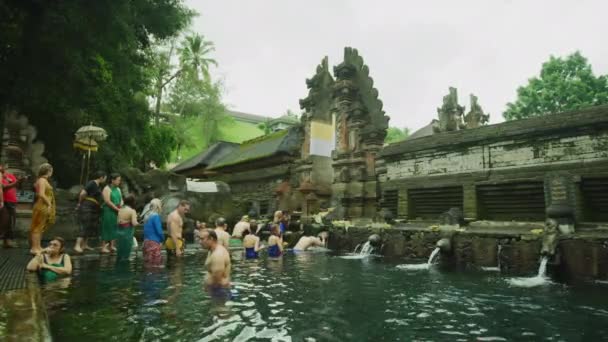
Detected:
left=186, top=0, right=608, bottom=131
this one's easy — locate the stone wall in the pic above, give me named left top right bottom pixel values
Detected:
left=328, top=226, right=608, bottom=280
left=380, top=106, right=608, bottom=222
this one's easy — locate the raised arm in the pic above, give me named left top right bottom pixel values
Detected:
left=26, top=254, right=43, bottom=272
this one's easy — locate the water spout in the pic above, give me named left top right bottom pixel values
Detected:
left=481, top=243, right=502, bottom=272
left=427, top=247, right=441, bottom=267
left=359, top=241, right=374, bottom=256
left=507, top=256, right=551, bottom=287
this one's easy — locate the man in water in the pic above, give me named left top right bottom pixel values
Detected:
left=200, top=229, right=231, bottom=300
left=293, top=232, right=329, bottom=251
left=166, top=200, right=190, bottom=257
left=214, top=217, right=231, bottom=249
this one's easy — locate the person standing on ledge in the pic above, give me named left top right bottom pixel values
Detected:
left=0, top=163, right=22, bottom=248
left=200, top=229, right=231, bottom=301
left=74, top=171, right=106, bottom=254
left=100, top=173, right=123, bottom=254
left=29, top=163, right=56, bottom=255
left=165, top=200, right=190, bottom=257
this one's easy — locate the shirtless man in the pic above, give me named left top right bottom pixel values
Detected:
left=231, top=215, right=250, bottom=238
left=214, top=217, right=231, bottom=249
left=166, top=200, right=190, bottom=257
left=200, top=229, right=231, bottom=300
left=293, top=231, right=329, bottom=251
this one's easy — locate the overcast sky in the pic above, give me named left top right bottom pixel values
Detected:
left=186, top=0, right=608, bottom=131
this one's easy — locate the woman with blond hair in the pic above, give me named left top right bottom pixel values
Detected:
left=142, top=198, right=163, bottom=265
left=30, top=163, right=56, bottom=255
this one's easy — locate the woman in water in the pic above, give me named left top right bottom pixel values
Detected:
left=242, top=228, right=264, bottom=259
left=266, top=224, right=283, bottom=258
left=27, top=237, right=72, bottom=282
left=143, top=198, right=163, bottom=265
left=29, top=163, right=56, bottom=255
left=116, top=194, right=139, bottom=261
left=100, top=173, right=123, bottom=254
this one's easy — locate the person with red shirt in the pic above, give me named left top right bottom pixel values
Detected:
left=0, top=163, right=21, bottom=248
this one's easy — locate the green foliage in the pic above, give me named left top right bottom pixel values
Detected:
left=257, top=119, right=273, bottom=135
left=385, top=127, right=410, bottom=144
left=0, top=0, right=194, bottom=186
left=179, top=33, right=217, bottom=81
left=504, top=51, right=608, bottom=120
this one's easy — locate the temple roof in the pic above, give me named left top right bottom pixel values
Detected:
left=171, top=141, right=239, bottom=174
left=172, top=127, right=302, bottom=175
left=380, top=105, right=608, bottom=158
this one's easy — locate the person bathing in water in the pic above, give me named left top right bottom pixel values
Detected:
left=267, top=224, right=283, bottom=257
left=27, top=237, right=72, bottom=282
left=199, top=229, right=231, bottom=301
left=214, top=217, right=230, bottom=249
left=293, top=231, right=329, bottom=251
left=242, top=228, right=264, bottom=259
left=230, top=215, right=250, bottom=247
left=166, top=200, right=190, bottom=257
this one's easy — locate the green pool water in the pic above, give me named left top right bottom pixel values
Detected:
left=42, top=246, right=608, bottom=341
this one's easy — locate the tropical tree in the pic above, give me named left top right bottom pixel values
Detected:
left=0, top=0, right=194, bottom=185
left=179, top=33, right=218, bottom=81
left=504, top=51, right=608, bottom=120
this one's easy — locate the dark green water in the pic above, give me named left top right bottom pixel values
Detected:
left=43, top=247, right=608, bottom=341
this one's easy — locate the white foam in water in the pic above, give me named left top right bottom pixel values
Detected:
left=339, top=241, right=375, bottom=259
left=396, top=247, right=440, bottom=271
left=397, top=263, right=430, bottom=270
left=339, top=254, right=369, bottom=260
left=507, top=256, right=552, bottom=287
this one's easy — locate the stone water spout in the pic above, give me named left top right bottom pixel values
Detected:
left=368, top=234, right=382, bottom=247
left=436, top=237, right=452, bottom=253
left=541, top=218, right=559, bottom=257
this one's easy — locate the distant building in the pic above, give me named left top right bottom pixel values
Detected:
left=227, top=110, right=269, bottom=125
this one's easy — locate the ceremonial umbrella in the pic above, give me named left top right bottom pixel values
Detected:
left=74, top=124, right=108, bottom=186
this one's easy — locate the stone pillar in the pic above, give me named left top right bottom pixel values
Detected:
left=463, top=183, right=478, bottom=221
left=544, top=172, right=576, bottom=233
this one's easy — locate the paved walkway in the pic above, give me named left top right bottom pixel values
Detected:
left=0, top=248, right=30, bottom=292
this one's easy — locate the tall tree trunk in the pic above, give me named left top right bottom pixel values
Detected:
left=154, top=82, right=162, bottom=126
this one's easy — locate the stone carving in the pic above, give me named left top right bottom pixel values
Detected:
left=439, top=207, right=464, bottom=225
left=299, top=56, right=335, bottom=123
left=464, top=94, right=490, bottom=129
left=433, top=87, right=465, bottom=133
left=541, top=218, right=559, bottom=256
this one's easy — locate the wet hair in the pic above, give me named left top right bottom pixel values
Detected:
left=123, top=194, right=136, bottom=208
left=38, top=163, right=53, bottom=177
left=149, top=198, right=162, bottom=213
left=178, top=200, right=190, bottom=207
left=215, top=217, right=226, bottom=227
left=109, top=172, right=121, bottom=182
left=204, top=229, right=218, bottom=241
left=51, top=236, right=65, bottom=252
left=242, top=229, right=251, bottom=237
left=93, top=170, right=106, bottom=180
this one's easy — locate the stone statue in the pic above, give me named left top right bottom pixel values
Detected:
left=463, top=94, right=490, bottom=129
left=433, top=87, right=465, bottom=133
left=541, top=218, right=559, bottom=256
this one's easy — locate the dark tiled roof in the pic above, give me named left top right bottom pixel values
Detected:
left=171, top=141, right=239, bottom=173
left=381, top=105, right=608, bottom=157
left=208, top=127, right=302, bottom=170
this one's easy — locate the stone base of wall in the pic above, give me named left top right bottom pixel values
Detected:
left=328, top=225, right=608, bottom=281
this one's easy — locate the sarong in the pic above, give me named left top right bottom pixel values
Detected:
left=78, top=200, right=100, bottom=238
left=143, top=240, right=162, bottom=265
left=116, top=223, right=134, bottom=261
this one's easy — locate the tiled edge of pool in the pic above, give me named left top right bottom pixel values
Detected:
left=0, top=273, right=52, bottom=341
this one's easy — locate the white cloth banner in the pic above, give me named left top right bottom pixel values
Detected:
left=186, top=180, right=218, bottom=193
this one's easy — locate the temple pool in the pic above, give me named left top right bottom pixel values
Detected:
left=42, top=246, right=608, bottom=341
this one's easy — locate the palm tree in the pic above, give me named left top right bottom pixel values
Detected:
left=179, top=33, right=218, bottom=81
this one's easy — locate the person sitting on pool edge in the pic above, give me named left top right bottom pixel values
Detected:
left=26, top=236, right=72, bottom=282
left=267, top=224, right=283, bottom=257
left=293, top=231, right=329, bottom=251
left=242, top=228, right=264, bottom=259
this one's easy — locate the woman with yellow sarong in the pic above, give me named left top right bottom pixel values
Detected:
left=30, top=163, right=56, bottom=255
